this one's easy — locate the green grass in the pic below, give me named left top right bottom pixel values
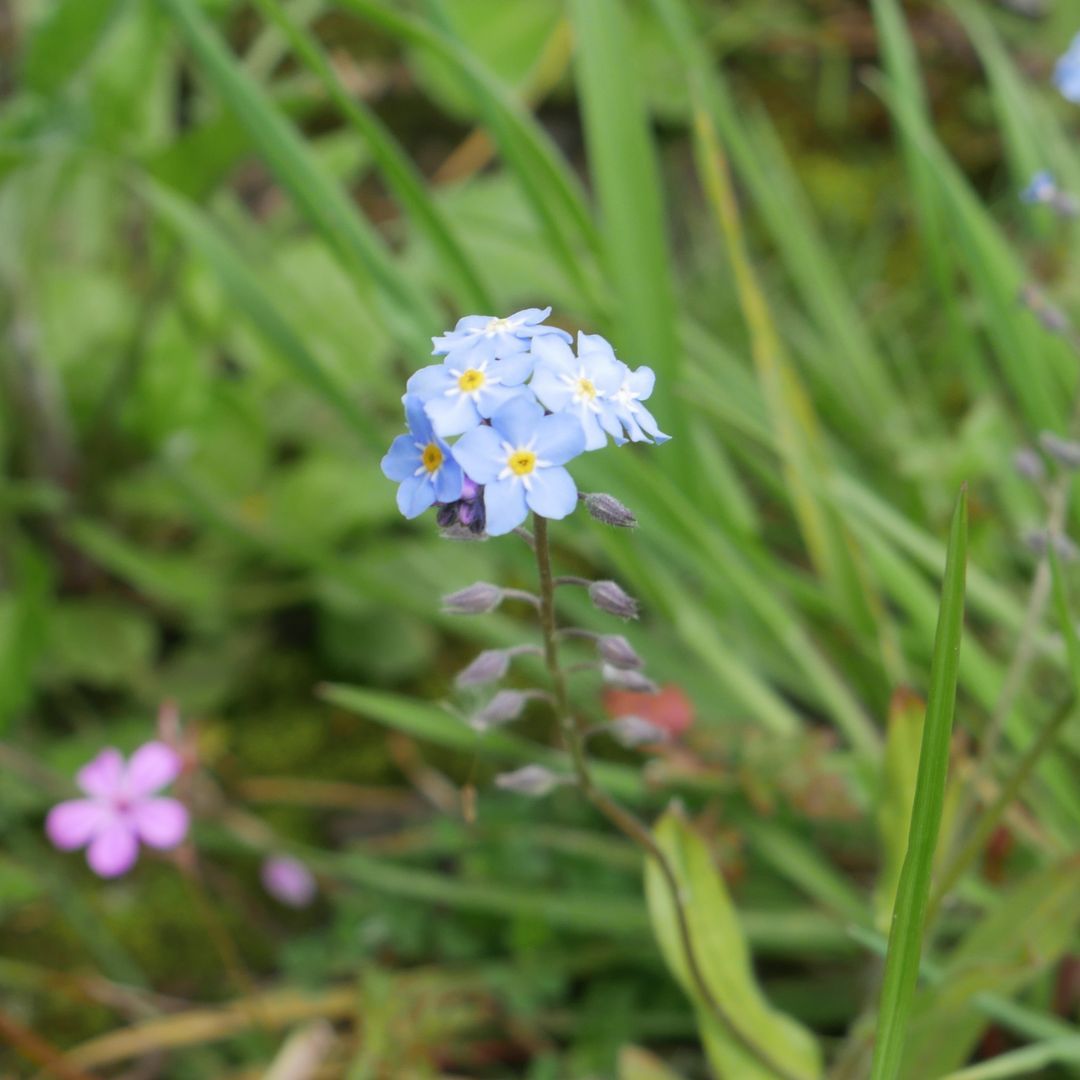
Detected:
left=1, top=0, right=1079, bottom=1075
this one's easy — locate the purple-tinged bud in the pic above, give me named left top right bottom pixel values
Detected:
left=442, top=582, right=504, bottom=614
left=1023, top=528, right=1079, bottom=563
left=601, top=664, right=659, bottom=692
left=1038, top=432, right=1080, bottom=470
left=588, top=580, right=639, bottom=620
left=596, top=634, right=643, bottom=670
left=469, top=689, right=537, bottom=732
left=494, top=765, right=565, bottom=797
left=1013, top=447, right=1046, bottom=482
left=606, top=715, right=671, bottom=747
left=455, top=649, right=511, bottom=688
left=583, top=492, right=638, bottom=528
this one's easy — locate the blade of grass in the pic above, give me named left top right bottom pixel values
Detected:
left=567, top=0, right=681, bottom=423
left=250, top=0, right=493, bottom=312
left=869, top=486, right=967, bottom=1080
left=940, top=1038, right=1080, bottom=1080
left=158, top=0, right=438, bottom=354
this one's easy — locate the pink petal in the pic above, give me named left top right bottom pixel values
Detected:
left=86, top=821, right=139, bottom=878
left=76, top=748, right=125, bottom=798
left=132, top=798, right=189, bottom=849
left=45, top=800, right=109, bottom=851
left=124, top=741, right=181, bottom=798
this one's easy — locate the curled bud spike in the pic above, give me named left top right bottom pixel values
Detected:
left=588, top=580, right=639, bottom=620
left=596, top=634, right=644, bottom=670
left=601, top=664, right=659, bottom=693
left=583, top=492, right=638, bottom=528
left=494, top=765, right=565, bottom=797
left=1013, top=447, right=1046, bottom=482
left=1038, top=432, right=1080, bottom=470
left=605, top=715, right=671, bottom=747
left=455, top=649, right=511, bottom=688
left=1023, top=529, right=1080, bottom=563
left=469, top=689, right=540, bottom=732
left=442, top=582, right=504, bottom=614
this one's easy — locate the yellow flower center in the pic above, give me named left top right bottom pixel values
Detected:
left=421, top=442, right=443, bottom=473
left=508, top=450, right=537, bottom=476
left=577, top=377, right=597, bottom=400
left=458, top=369, right=485, bottom=392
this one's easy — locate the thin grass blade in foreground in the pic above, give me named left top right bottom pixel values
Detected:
left=869, top=487, right=968, bottom=1080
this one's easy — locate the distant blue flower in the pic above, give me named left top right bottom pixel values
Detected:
left=1054, top=33, right=1080, bottom=103
left=577, top=333, right=670, bottom=445
left=529, top=334, right=623, bottom=451
left=1021, top=170, right=1057, bottom=204
left=407, top=355, right=531, bottom=437
left=451, top=396, right=586, bottom=535
left=381, top=394, right=463, bottom=518
left=431, top=307, right=572, bottom=366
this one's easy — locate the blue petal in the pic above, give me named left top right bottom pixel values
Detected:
left=636, top=404, right=670, bottom=443
left=530, top=334, right=576, bottom=376
left=533, top=411, right=586, bottom=465
left=451, top=424, right=504, bottom=484
left=476, top=382, right=529, bottom=419
left=494, top=351, right=534, bottom=386
left=381, top=435, right=420, bottom=481
left=483, top=477, right=529, bottom=536
left=511, top=306, right=551, bottom=326
left=396, top=474, right=436, bottom=519
left=425, top=393, right=482, bottom=437
left=433, top=456, right=464, bottom=502
left=530, top=363, right=573, bottom=413
left=627, top=365, right=656, bottom=400
left=577, top=331, right=617, bottom=362
left=488, top=395, right=546, bottom=447
left=403, top=393, right=433, bottom=442
left=578, top=407, right=609, bottom=452
left=525, top=466, right=578, bottom=520
left=407, top=364, right=453, bottom=400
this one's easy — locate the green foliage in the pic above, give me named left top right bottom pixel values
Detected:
left=1, top=0, right=1078, bottom=1074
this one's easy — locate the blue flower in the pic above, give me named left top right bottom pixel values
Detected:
left=451, top=396, right=586, bottom=535
left=1020, top=170, right=1057, bottom=204
left=381, top=394, right=463, bottom=518
left=577, top=333, right=670, bottom=445
left=1054, top=33, right=1080, bottom=104
left=431, top=307, right=572, bottom=366
left=406, top=354, right=532, bottom=437
left=529, top=333, right=624, bottom=450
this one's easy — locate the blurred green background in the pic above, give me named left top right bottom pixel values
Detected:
left=1, top=0, right=1079, bottom=1076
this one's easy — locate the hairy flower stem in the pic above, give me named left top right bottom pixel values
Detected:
left=532, top=514, right=800, bottom=1080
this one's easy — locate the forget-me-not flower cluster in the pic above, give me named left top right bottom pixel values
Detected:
left=381, top=307, right=669, bottom=536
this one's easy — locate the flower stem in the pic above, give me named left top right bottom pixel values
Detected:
left=531, top=514, right=802, bottom=1080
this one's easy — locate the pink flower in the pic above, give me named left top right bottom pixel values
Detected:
left=261, top=855, right=317, bottom=908
left=46, top=743, right=189, bottom=878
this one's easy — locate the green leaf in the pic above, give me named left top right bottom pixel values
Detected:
left=870, top=487, right=968, bottom=1080
left=44, top=600, right=156, bottom=689
left=645, top=809, right=822, bottom=1080
left=22, top=0, right=125, bottom=95
left=618, top=1045, right=686, bottom=1080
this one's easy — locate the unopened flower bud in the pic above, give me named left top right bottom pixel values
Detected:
left=583, top=492, right=638, bottom=528
left=494, top=764, right=564, bottom=797
left=470, top=689, right=535, bottom=732
left=588, top=580, right=639, bottom=620
left=455, top=649, right=511, bottom=688
left=1038, top=432, right=1080, bottom=469
left=596, top=634, right=643, bottom=670
left=601, top=664, right=658, bottom=692
left=607, top=714, right=671, bottom=747
left=1023, top=528, right=1080, bottom=563
left=442, top=582, right=503, bottom=614
left=1013, top=447, right=1046, bottom=482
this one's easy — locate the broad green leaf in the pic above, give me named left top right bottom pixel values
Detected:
left=870, top=488, right=968, bottom=1080
left=645, top=809, right=822, bottom=1080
